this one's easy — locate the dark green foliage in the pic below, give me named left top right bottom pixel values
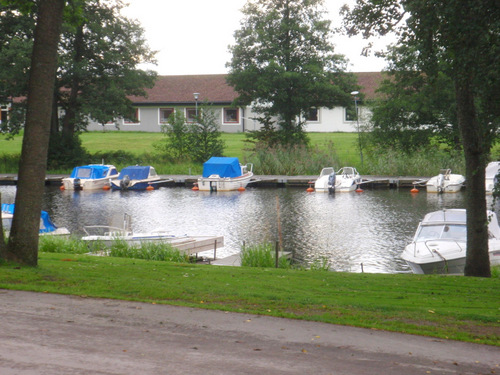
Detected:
left=154, top=110, right=191, bottom=161
left=47, top=133, right=89, bottom=170
left=227, top=0, right=358, bottom=147
left=188, top=108, right=225, bottom=163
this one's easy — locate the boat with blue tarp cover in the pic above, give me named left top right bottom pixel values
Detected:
left=197, top=157, right=254, bottom=191
left=1, top=203, right=70, bottom=236
left=61, top=164, right=119, bottom=190
left=110, top=165, right=172, bottom=191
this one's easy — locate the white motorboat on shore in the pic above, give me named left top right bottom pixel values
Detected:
left=414, top=169, right=465, bottom=193
left=81, top=214, right=223, bottom=255
left=485, top=161, right=500, bottom=194
left=1, top=203, right=70, bottom=236
left=61, top=164, right=119, bottom=190
left=314, top=166, right=361, bottom=193
left=401, top=209, right=500, bottom=274
left=196, top=157, right=254, bottom=192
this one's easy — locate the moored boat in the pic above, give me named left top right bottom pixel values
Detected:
left=1, top=203, right=70, bottom=236
left=110, top=165, right=172, bottom=191
left=401, top=209, right=500, bottom=274
left=61, top=164, right=119, bottom=190
left=197, top=157, right=254, bottom=192
left=485, top=161, right=500, bottom=194
left=425, top=169, right=465, bottom=193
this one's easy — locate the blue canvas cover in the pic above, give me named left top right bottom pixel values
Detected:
left=118, top=166, right=151, bottom=180
left=202, top=157, right=241, bottom=178
left=70, top=165, right=110, bottom=179
left=1, top=203, right=57, bottom=233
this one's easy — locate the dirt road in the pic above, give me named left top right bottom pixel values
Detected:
left=0, top=289, right=497, bottom=374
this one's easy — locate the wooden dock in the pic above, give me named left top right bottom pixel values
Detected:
left=0, top=173, right=430, bottom=189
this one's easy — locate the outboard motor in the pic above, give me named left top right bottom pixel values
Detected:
left=327, top=171, right=336, bottom=194
left=73, top=178, right=82, bottom=190
left=437, top=173, right=444, bottom=193
left=120, top=175, right=131, bottom=190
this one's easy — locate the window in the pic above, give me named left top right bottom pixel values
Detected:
left=159, top=108, right=174, bottom=123
left=223, top=108, right=239, bottom=124
left=345, top=106, right=357, bottom=122
left=306, top=108, right=319, bottom=122
left=124, top=108, right=140, bottom=124
left=186, top=108, right=197, bottom=123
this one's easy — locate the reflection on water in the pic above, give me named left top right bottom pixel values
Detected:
left=1, top=185, right=498, bottom=273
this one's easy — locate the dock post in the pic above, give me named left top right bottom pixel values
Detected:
left=275, top=241, right=279, bottom=268
left=213, top=240, right=217, bottom=260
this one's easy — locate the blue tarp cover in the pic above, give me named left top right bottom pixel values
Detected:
left=118, top=166, right=151, bottom=180
left=202, top=157, right=241, bottom=178
left=1, top=203, right=58, bottom=233
left=70, top=165, right=111, bottom=179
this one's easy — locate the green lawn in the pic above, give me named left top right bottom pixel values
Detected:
left=1, top=252, right=498, bottom=346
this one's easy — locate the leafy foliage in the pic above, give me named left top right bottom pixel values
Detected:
left=227, top=0, right=358, bottom=146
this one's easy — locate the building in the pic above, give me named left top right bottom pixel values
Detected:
left=86, top=72, right=385, bottom=133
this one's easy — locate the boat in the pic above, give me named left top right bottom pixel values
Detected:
left=1, top=203, right=70, bottom=236
left=401, top=209, right=500, bottom=274
left=485, top=161, right=500, bottom=194
left=424, top=169, right=465, bottom=193
left=314, top=166, right=361, bottom=193
left=313, top=167, right=336, bottom=193
left=196, top=157, right=254, bottom=192
left=81, top=214, right=224, bottom=256
left=61, top=164, right=119, bottom=190
left=110, top=165, right=172, bottom=191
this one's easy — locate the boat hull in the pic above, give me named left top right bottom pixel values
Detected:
left=197, top=173, right=253, bottom=191
left=62, top=177, right=115, bottom=191
left=110, top=178, right=171, bottom=191
left=426, top=174, right=465, bottom=193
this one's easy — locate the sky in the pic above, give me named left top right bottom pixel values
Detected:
left=121, top=0, right=394, bottom=76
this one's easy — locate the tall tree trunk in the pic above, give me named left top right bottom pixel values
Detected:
left=4, top=0, right=65, bottom=266
left=455, top=79, right=490, bottom=277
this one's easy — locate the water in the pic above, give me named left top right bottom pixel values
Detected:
left=1, top=185, right=498, bottom=273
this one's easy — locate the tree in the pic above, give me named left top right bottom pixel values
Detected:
left=0, top=0, right=157, bottom=168
left=342, top=0, right=500, bottom=277
left=189, top=107, right=225, bottom=163
left=227, top=0, right=358, bottom=146
left=2, top=0, right=65, bottom=265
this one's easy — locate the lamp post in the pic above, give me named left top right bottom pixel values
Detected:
left=193, top=92, right=199, bottom=117
left=350, top=91, right=363, bottom=167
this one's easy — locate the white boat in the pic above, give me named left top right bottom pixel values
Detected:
left=425, top=169, right=465, bottom=193
left=314, top=166, right=361, bottom=193
left=1, top=203, right=70, bottom=236
left=313, top=167, right=336, bottom=193
left=197, top=157, right=254, bottom=192
left=401, top=209, right=500, bottom=274
left=81, top=214, right=223, bottom=255
left=485, top=161, right=500, bottom=194
left=61, top=164, right=119, bottom=190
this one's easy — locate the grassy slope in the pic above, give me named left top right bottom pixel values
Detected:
left=1, top=252, right=498, bottom=346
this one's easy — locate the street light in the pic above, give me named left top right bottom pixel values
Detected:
left=350, top=91, right=363, bottom=167
left=193, top=92, right=200, bottom=117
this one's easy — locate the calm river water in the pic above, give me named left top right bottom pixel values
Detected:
left=1, top=185, right=498, bottom=273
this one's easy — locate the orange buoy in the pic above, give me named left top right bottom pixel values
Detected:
left=410, top=187, right=419, bottom=193
left=192, top=184, right=199, bottom=191
left=102, top=185, right=110, bottom=191
left=306, top=186, right=314, bottom=192
left=238, top=186, right=246, bottom=192
left=355, top=187, right=364, bottom=193
left=146, top=185, right=154, bottom=191
left=59, top=185, right=65, bottom=191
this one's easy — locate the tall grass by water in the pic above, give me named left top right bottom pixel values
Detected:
left=240, top=242, right=291, bottom=268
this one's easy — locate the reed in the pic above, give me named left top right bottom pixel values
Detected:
left=240, top=242, right=291, bottom=268
left=39, top=236, right=90, bottom=254
left=107, top=239, right=192, bottom=263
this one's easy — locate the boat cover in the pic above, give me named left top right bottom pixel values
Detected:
left=118, top=166, right=151, bottom=180
left=70, top=165, right=113, bottom=179
left=486, top=161, right=500, bottom=179
left=1, top=203, right=58, bottom=233
left=202, top=157, right=241, bottom=178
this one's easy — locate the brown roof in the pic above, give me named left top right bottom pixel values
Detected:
left=129, top=74, right=238, bottom=105
left=130, top=72, right=385, bottom=105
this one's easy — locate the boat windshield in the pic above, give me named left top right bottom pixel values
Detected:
left=415, top=224, right=467, bottom=241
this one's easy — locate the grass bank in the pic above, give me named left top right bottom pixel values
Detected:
left=0, top=252, right=498, bottom=346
